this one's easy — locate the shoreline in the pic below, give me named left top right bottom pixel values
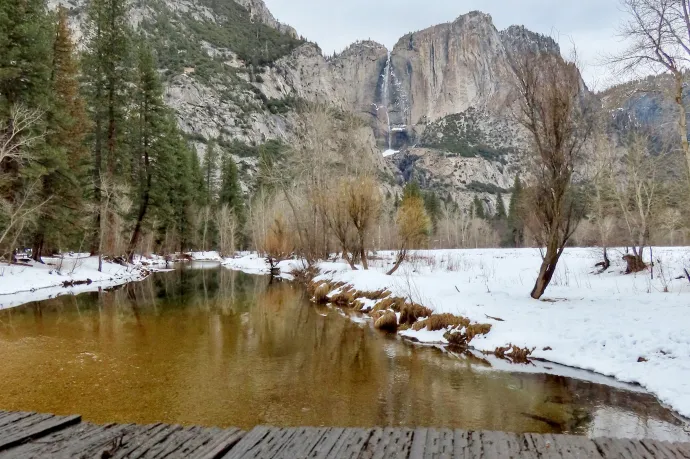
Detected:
left=222, top=248, right=690, bottom=421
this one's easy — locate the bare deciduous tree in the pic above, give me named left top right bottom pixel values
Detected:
left=216, top=204, right=237, bottom=258
left=610, top=133, right=663, bottom=273
left=509, top=49, right=593, bottom=299
left=344, top=175, right=381, bottom=270
left=612, top=0, right=690, bottom=189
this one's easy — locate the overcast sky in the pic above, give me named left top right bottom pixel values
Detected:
left=262, top=0, right=629, bottom=89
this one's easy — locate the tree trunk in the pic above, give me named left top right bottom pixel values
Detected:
left=386, top=249, right=406, bottom=276
left=342, top=248, right=357, bottom=270
left=530, top=245, right=563, bottom=299
left=31, top=232, right=44, bottom=263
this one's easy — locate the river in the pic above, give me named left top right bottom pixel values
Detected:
left=0, top=263, right=687, bottom=441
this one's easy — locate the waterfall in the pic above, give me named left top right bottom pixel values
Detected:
left=382, top=51, right=392, bottom=151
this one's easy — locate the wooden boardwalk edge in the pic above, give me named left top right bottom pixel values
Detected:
left=0, top=410, right=689, bottom=458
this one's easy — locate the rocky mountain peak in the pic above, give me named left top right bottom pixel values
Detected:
left=233, top=0, right=297, bottom=37
left=499, top=25, right=560, bottom=56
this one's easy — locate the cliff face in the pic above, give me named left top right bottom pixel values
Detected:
left=49, top=0, right=594, bottom=210
left=390, top=12, right=513, bottom=129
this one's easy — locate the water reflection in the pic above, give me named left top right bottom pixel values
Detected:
left=0, top=266, right=686, bottom=441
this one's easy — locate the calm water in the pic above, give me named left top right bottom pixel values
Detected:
left=0, top=265, right=687, bottom=441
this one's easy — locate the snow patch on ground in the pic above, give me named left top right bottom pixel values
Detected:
left=382, top=149, right=399, bottom=157
left=224, top=247, right=690, bottom=418
left=0, top=256, right=150, bottom=310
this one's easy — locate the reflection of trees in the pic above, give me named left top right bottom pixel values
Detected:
left=0, top=267, right=687, bottom=436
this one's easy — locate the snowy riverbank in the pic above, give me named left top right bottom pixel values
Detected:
left=0, top=255, right=151, bottom=310
left=223, top=247, right=690, bottom=418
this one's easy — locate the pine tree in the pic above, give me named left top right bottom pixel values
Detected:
left=201, top=141, right=219, bottom=203
left=126, top=42, right=169, bottom=261
left=507, top=175, right=525, bottom=247
left=495, top=193, right=507, bottom=220
left=219, top=153, right=245, bottom=223
left=0, top=0, right=52, bottom=112
left=31, top=7, right=91, bottom=261
left=82, top=0, right=133, bottom=254
left=423, top=191, right=442, bottom=231
left=473, top=196, right=485, bottom=219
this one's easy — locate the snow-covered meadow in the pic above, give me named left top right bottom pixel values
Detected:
left=224, top=247, right=690, bottom=419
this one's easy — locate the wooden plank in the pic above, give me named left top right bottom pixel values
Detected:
left=641, top=439, right=687, bottom=459
left=277, top=427, right=328, bottom=459
left=189, top=427, right=244, bottom=459
left=117, top=424, right=184, bottom=459
left=60, top=423, right=138, bottom=458
left=594, top=437, right=651, bottom=459
left=549, top=434, right=603, bottom=459
left=309, top=427, right=345, bottom=459
left=223, top=427, right=298, bottom=459
left=453, top=430, right=471, bottom=459
left=409, top=428, right=428, bottom=459
left=326, top=428, right=372, bottom=459
left=481, top=431, right=536, bottom=459
left=466, top=431, right=485, bottom=459
left=222, top=425, right=271, bottom=459
left=0, top=411, right=40, bottom=430
left=0, top=413, right=81, bottom=451
left=0, top=423, right=103, bottom=458
left=367, top=427, right=413, bottom=459
left=672, top=442, right=690, bottom=459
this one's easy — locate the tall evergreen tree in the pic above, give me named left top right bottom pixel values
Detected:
left=473, top=196, right=486, bottom=219
left=507, top=175, right=525, bottom=247
left=126, top=42, right=168, bottom=261
left=219, top=153, right=244, bottom=223
left=495, top=193, right=507, bottom=220
left=202, top=141, right=219, bottom=203
left=31, top=7, right=90, bottom=261
left=0, top=0, right=52, bottom=113
left=82, top=0, right=132, bottom=254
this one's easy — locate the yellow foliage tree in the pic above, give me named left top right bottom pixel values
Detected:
left=387, top=194, right=431, bottom=275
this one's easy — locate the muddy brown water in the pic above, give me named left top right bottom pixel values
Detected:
left=0, top=264, right=687, bottom=441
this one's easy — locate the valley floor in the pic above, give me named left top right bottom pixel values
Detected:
left=224, top=247, right=690, bottom=420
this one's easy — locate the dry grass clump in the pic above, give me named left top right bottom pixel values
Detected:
left=312, top=283, right=331, bottom=304
left=372, top=297, right=405, bottom=312
left=412, top=313, right=470, bottom=332
left=492, top=344, right=535, bottom=364
left=444, top=323, right=492, bottom=347
left=331, top=287, right=356, bottom=306
left=374, top=311, right=398, bottom=333
left=399, top=303, right=432, bottom=325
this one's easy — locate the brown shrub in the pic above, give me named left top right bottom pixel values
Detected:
left=331, top=287, right=355, bottom=306
left=412, top=314, right=470, bottom=332
left=492, top=344, right=535, bottom=364
left=372, top=297, right=405, bottom=312
left=399, top=303, right=432, bottom=325
left=444, top=323, right=492, bottom=347
left=466, top=323, right=492, bottom=341
left=292, top=265, right=320, bottom=284
left=374, top=311, right=398, bottom=333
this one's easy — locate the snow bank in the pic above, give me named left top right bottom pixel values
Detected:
left=0, top=256, right=150, bottom=310
left=224, top=247, right=690, bottom=418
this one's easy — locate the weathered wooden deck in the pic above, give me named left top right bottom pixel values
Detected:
left=0, top=410, right=688, bottom=458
